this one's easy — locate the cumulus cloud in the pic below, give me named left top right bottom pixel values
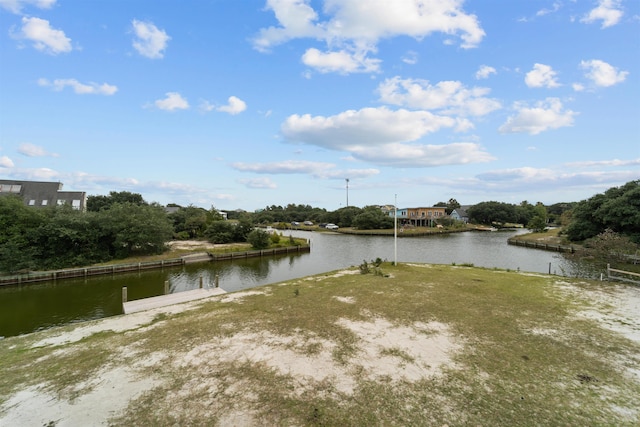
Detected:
left=231, top=160, right=380, bottom=179
left=217, top=96, right=247, bottom=115
left=282, top=107, right=460, bottom=149
left=581, top=0, right=623, bottom=28
left=238, top=177, right=278, bottom=189
left=280, top=107, right=493, bottom=167
left=0, top=155, right=14, bottom=168
left=0, top=0, right=55, bottom=13
left=475, top=65, right=496, bottom=79
left=580, top=59, right=628, bottom=87
left=253, top=0, right=485, bottom=74
left=302, top=48, right=381, bottom=74
left=37, top=78, right=117, bottom=95
left=525, top=63, right=560, bottom=88
left=14, top=16, right=71, bottom=54
left=131, top=19, right=170, bottom=59
left=499, top=98, right=577, bottom=135
left=18, top=143, right=58, bottom=157
left=153, top=92, right=189, bottom=111
left=377, top=77, right=501, bottom=116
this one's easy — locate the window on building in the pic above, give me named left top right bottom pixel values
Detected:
left=57, top=200, right=66, bottom=205
left=72, top=200, right=81, bottom=209
left=28, top=199, right=36, bottom=206
left=41, top=200, right=48, bottom=206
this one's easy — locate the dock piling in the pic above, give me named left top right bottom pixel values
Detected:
left=122, top=286, right=128, bottom=303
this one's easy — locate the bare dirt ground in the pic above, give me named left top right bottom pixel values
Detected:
left=1, top=270, right=639, bottom=426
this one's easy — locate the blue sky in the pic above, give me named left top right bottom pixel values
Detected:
left=1, top=0, right=638, bottom=211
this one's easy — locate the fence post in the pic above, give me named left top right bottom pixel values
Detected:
left=199, top=276, right=203, bottom=289
left=215, top=274, right=219, bottom=288
left=164, top=280, right=169, bottom=295
left=607, top=263, right=610, bottom=280
left=122, top=286, right=128, bottom=303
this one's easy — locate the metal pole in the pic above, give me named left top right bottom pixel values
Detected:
left=394, top=194, right=397, bottom=266
left=346, top=178, right=349, bottom=207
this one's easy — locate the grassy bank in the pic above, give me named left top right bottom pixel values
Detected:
left=1, top=263, right=639, bottom=426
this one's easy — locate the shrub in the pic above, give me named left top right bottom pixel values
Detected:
left=247, top=229, right=271, bottom=249
left=270, top=232, right=281, bottom=244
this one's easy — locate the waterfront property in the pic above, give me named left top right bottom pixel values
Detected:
left=0, top=179, right=86, bottom=210
left=391, top=206, right=448, bottom=227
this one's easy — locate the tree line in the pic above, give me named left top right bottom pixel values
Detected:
left=1, top=181, right=637, bottom=273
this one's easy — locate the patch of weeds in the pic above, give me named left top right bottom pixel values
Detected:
left=359, top=258, right=389, bottom=277
left=380, top=346, right=415, bottom=364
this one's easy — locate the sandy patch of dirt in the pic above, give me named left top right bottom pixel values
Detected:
left=0, top=367, right=159, bottom=427
left=168, top=240, right=248, bottom=251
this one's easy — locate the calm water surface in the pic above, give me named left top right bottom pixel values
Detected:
left=0, top=229, right=589, bottom=337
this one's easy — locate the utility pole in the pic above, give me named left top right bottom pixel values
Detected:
left=345, top=178, right=349, bottom=207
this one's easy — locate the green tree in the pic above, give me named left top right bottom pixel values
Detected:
left=205, top=221, right=235, bottom=244
left=169, top=205, right=209, bottom=239
left=247, top=229, right=270, bottom=249
left=565, top=181, right=640, bottom=243
left=352, top=206, right=394, bottom=229
left=87, top=191, right=147, bottom=212
left=99, top=203, right=173, bottom=258
left=467, top=201, right=518, bottom=225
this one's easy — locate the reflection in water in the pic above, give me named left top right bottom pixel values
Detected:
left=0, top=229, right=606, bottom=338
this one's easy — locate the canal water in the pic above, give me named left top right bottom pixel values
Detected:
left=1, top=229, right=589, bottom=338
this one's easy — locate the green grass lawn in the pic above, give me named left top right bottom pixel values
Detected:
left=1, top=263, right=638, bottom=426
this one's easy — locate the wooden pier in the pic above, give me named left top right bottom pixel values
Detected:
left=123, top=288, right=227, bottom=314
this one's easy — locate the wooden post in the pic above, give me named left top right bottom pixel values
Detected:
left=164, top=280, right=169, bottom=295
left=199, top=276, right=203, bottom=289
left=215, top=274, right=219, bottom=288
left=122, top=286, right=128, bottom=303
left=548, top=262, right=551, bottom=275
left=607, top=264, right=610, bottom=281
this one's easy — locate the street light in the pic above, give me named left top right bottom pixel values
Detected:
left=345, top=178, right=349, bottom=207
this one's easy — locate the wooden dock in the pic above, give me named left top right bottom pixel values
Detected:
left=123, top=288, right=227, bottom=314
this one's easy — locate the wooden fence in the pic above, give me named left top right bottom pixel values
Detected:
left=607, top=264, right=640, bottom=285
left=0, top=245, right=310, bottom=286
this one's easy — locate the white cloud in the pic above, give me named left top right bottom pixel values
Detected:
left=572, top=82, right=585, bottom=92
left=475, top=65, right=496, bottom=79
left=200, top=96, right=247, bottom=114
left=0, top=0, right=55, bottom=14
left=280, top=107, right=493, bottom=167
left=475, top=167, right=638, bottom=191
left=238, top=177, right=278, bottom=189
left=499, top=98, right=577, bottom=135
left=377, top=77, right=501, bottom=117
left=580, top=59, right=628, bottom=87
left=37, top=78, right=117, bottom=95
left=231, top=160, right=380, bottom=179
left=131, top=20, right=170, bottom=59
left=302, top=48, right=381, bottom=74
left=253, top=0, right=485, bottom=74
left=15, top=16, right=71, bottom=54
left=282, top=107, right=459, bottom=149
left=217, top=96, right=247, bottom=115
left=154, top=92, right=189, bottom=111
left=565, top=158, right=640, bottom=168
left=581, top=0, right=624, bottom=28
left=536, top=2, right=561, bottom=17
left=17, top=143, right=58, bottom=157
left=0, top=155, right=14, bottom=167
left=402, top=51, right=418, bottom=65
left=349, top=142, right=495, bottom=167
left=525, top=63, right=560, bottom=88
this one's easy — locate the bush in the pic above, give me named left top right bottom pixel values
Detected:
left=247, top=229, right=271, bottom=249
left=270, top=232, right=281, bottom=244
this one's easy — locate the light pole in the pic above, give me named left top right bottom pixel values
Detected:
left=394, top=194, right=397, bottom=266
left=345, top=178, right=349, bottom=207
